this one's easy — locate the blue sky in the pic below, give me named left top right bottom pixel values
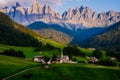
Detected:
left=52, top=0, right=120, bottom=14
left=0, top=0, right=119, bottom=14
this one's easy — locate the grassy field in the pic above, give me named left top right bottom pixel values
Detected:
left=0, top=44, right=61, bottom=58
left=0, top=44, right=93, bottom=59
left=40, top=38, right=66, bottom=48
left=7, top=64, right=120, bottom=80
left=0, top=54, right=120, bottom=80
left=79, top=47, right=93, bottom=56
left=72, top=56, right=87, bottom=62
left=0, top=55, right=39, bottom=79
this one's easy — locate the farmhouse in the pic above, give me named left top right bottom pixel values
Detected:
left=34, top=56, right=45, bottom=64
left=87, top=57, right=98, bottom=63
left=88, top=48, right=96, bottom=51
left=0, top=49, right=3, bottom=53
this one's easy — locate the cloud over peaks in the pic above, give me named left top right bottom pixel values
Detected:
left=0, top=0, right=36, bottom=8
left=39, top=0, right=62, bottom=5
left=0, top=0, right=81, bottom=8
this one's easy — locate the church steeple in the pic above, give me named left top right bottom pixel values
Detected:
left=61, top=48, right=63, bottom=58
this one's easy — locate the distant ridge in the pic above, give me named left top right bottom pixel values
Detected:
left=28, top=21, right=72, bottom=44
left=83, top=21, right=120, bottom=52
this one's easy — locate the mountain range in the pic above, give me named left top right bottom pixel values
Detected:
left=0, top=2, right=120, bottom=51
left=0, top=2, right=120, bottom=30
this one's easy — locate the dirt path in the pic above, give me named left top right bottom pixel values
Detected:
left=3, top=67, right=36, bottom=80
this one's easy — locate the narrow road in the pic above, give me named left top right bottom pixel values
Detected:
left=3, top=67, right=36, bottom=80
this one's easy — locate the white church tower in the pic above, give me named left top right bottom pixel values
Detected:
left=61, top=48, right=63, bottom=58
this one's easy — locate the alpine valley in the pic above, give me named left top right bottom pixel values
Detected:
left=0, top=2, right=120, bottom=47
left=0, top=1, right=120, bottom=80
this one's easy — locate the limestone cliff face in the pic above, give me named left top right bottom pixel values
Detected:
left=8, top=2, right=27, bottom=24
left=62, top=6, right=120, bottom=28
left=26, top=3, right=62, bottom=24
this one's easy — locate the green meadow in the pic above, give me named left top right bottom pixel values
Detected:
left=0, top=44, right=92, bottom=59
left=0, top=44, right=120, bottom=80
left=0, top=51, right=120, bottom=80
left=0, top=44, right=61, bottom=58
left=0, top=55, right=39, bottom=79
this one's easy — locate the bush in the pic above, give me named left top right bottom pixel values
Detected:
left=0, top=48, right=25, bottom=58
left=34, top=43, right=58, bottom=52
left=98, top=57, right=117, bottom=66
left=43, top=56, right=51, bottom=64
left=72, top=58, right=77, bottom=62
left=63, top=45, right=86, bottom=57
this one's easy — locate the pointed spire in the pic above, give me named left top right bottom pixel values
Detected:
left=61, top=48, right=63, bottom=58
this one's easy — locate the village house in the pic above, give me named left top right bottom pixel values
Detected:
left=88, top=48, right=96, bottom=51
left=0, top=49, right=3, bottom=53
left=34, top=56, right=52, bottom=64
left=34, top=56, right=45, bottom=64
left=34, top=49, right=77, bottom=64
left=87, top=56, right=99, bottom=63
left=110, top=57, right=117, bottom=61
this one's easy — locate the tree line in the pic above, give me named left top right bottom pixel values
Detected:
left=63, top=45, right=120, bottom=66
left=0, top=48, right=25, bottom=58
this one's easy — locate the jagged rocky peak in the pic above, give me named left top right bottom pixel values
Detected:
left=79, top=5, right=85, bottom=12
left=97, top=12, right=106, bottom=19
left=27, top=2, right=62, bottom=18
left=27, top=2, right=43, bottom=14
left=73, top=6, right=79, bottom=14
left=62, top=5, right=120, bottom=28
left=8, top=2, right=27, bottom=24
left=42, top=4, right=62, bottom=18
left=43, top=4, right=53, bottom=15
left=79, top=5, right=92, bottom=13
left=107, top=10, right=119, bottom=17
left=92, top=12, right=98, bottom=19
left=8, top=2, right=25, bottom=15
left=62, top=5, right=93, bottom=19
left=79, top=6, right=92, bottom=16
left=15, top=2, right=25, bottom=15
left=65, top=8, right=74, bottom=19
left=62, top=11, right=67, bottom=19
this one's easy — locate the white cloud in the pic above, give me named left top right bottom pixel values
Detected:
left=0, top=0, right=36, bottom=8
left=0, top=0, right=82, bottom=8
left=39, top=0, right=62, bottom=5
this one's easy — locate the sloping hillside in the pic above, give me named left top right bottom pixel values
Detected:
left=0, top=12, right=64, bottom=48
left=0, top=12, right=42, bottom=47
left=28, top=21, right=72, bottom=44
left=83, top=21, right=120, bottom=52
